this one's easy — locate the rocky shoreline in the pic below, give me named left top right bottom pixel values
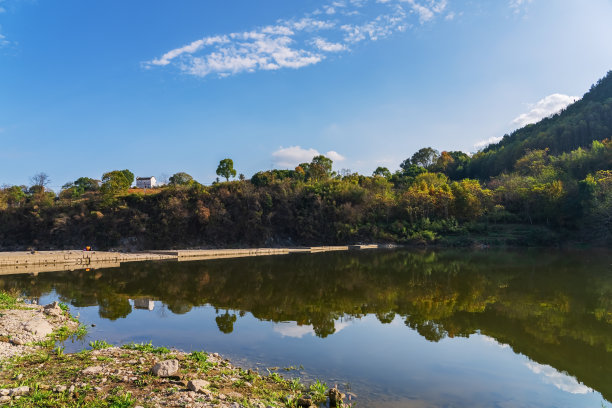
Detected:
left=0, top=292, right=348, bottom=407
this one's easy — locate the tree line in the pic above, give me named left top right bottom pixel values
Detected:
left=1, top=72, right=611, bottom=249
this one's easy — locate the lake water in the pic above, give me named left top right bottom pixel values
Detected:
left=1, top=249, right=610, bottom=408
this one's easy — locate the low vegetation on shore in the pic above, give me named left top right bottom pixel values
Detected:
left=0, top=291, right=347, bottom=408
left=1, top=73, right=611, bottom=250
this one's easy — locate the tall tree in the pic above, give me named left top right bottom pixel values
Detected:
left=373, top=166, right=391, bottom=179
left=216, top=159, right=237, bottom=181
left=100, top=169, right=134, bottom=196
left=308, top=155, right=333, bottom=181
left=411, top=147, right=440, bottom=169
left=169, top=172, right=194, bottom=186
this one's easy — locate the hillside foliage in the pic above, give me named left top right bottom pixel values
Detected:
left=1, top=73, right=611, bottom=249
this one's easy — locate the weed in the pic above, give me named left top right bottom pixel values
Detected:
left=309, top=379, right=327, bottom=403
left=290, top=377, right=303, bottom=391
left=54, top=346, right=65, bottom=357
left=189, top=350, right=213, bottom=372
left=89, top=340, right=113, bottom=350
left=0, top=291, right=18, bottom=309
left=105, top=389, right=135, bottom=408
left=267, top=371, right=284, bottom=384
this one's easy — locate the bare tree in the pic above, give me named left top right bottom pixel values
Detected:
left=30, top=172, right=51, bottom=189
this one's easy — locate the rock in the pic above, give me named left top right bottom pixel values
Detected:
left=10, top=336, right=26, bottom=345
left=0, top=396, right=10, bottom=403
left=187, top=379, right=211, bottom=393
left=54, top=385, right=67, bottom=393
left=39, top=384, right=50, bottom=390
left=12, top=373, right=23, bottom=380
left=44, top=301, right=63, bottom=317
left=22, top=318, right=53, bottom=337
left=0, top=389, right=9, bottom=396
left=297, top=395, right=313, bottom=407
left=227, top=391, right=243, bottom=400
left=9, top=386, right=30, bottom=396
left=328, top=387, right=345, bottom=407
left=68, top=385, right=75, bottom=393
left=82, top=365, right=104, bottom=375
left=152, top=359, right=179, bottom=377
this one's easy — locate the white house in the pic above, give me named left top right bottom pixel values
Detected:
left=136, top=176, right=156, bottom=189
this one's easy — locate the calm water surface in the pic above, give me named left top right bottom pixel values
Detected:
left=1, top=249, right=611, bottom=408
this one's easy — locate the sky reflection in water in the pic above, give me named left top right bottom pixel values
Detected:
left=2, top=248, right=610, bottom=408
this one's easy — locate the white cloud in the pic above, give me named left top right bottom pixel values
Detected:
left=512, top=93, right=579, bottom=128
left=146, top=0, right=451, bottom=79
left=273, top=319, right=353, bottom=338
left=509, top=0, right=533, bottom=14
left=474, top=136, right=503, bottom=150
left=271, top=146, right=345, bottom=168
left=525, top=362, right=592, bottom=394
left=313, top=37, right=347, bottom=52
left=273, top=322, right=314, bottom=338
left=326, top=150, right=346, bottom=162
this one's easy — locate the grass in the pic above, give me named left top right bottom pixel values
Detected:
left=188, top=350, right=213, bottom=372
left=0, top=292, right=326, bottom=408
left=0, top=290, right=20, bottom=310
left=121, top=341, right=170, bottom=354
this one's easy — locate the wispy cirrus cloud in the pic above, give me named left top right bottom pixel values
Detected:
left=272, top=146, right=345, bottom=168
left=0, top=0, right=10, bottom=47
left=509, top=0, right=533, bottom=14
left=144, top=0, right=448, bottom=79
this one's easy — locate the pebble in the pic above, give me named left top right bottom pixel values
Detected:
left=0, top=396, right=10, bottom=403
left=82, top=365, right=104, bottom=375
left=9, top=386, right=30, bottom=396
left=187, top=379, right=210, bottom=393
left=54, top=385, right=67, bottom=392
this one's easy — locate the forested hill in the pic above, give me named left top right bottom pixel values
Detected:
left=467, top=71, right=612, bottom=179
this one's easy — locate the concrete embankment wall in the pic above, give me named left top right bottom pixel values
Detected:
left=0, top=245, right=393, bottom=275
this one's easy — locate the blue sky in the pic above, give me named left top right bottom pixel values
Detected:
left=1, top=0, right=612, bottom=188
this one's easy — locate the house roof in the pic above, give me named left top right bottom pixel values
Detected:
left=136, top=177, right=155, bottom=180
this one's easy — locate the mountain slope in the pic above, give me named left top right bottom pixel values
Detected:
left=467, top=71, right=612, bottom=179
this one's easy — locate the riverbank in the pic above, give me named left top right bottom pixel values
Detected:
left=0, top=291, right=346, bottom=407
left=0, top=246, right=386, bottom=275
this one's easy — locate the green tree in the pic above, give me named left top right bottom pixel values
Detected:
left=308, top=155, right=333, bottom=181
left=216, top=159, right=237, bottom=181
left=372, top=166, right=392, bottom=179
left=61, top=177, right=99, bottom=199
left=100, top=169, right=134, bottom=196
left=410, top=147, right=440, bottom=169
left=169, top=172, right=194, bottom=186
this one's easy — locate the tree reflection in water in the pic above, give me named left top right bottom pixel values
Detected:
left=1, top=248, right=610, bottom=401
